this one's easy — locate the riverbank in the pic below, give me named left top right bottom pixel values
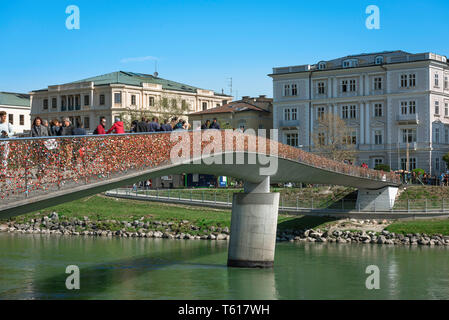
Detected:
left=1, top=194, right=449, bottom=246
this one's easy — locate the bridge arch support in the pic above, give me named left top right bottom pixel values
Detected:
left=356, top=186, right=399, bottom=211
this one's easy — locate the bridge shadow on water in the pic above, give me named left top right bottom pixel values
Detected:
left=31, top=238, right=230, bottom=299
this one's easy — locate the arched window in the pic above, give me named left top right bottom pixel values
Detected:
left=375, top=56, right=384, bottom=65
left=318, top=62, right=326, bottom=70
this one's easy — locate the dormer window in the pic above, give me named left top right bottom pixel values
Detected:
left=318, top=62, right=326, bottom=70
left=375, top=56, right=384, bottom=65
left=342, top=59, right=358, bottom=68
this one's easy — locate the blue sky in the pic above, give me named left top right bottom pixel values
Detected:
left=1, top=0, right=448, bottom=98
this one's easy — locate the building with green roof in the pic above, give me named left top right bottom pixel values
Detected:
left=30, top=71, right=232, bottom=131
left=0, top=92, right=31, bottom=133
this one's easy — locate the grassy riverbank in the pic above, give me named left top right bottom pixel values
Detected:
left=2, top=195, right=335, bottom=234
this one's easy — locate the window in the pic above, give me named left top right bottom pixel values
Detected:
left=318, top=62, right=326, bottom=70
left=435, top=127, right=440, bottom=143
left=401, top=101, right=416, bottom=114
left=409, top=74, right=416, bottom=87
left=317, top=82, right=325, bottom=94
left=341, top=80, right=348, bottom=93
left=100, top=94, right=105, bottom=105
left=52, top=98, right=57, bottom=109
left=435, top=73, right=439, bottom=87
left=374, top=158, right=383, bottom=167
left=8, top=114, right=13, bottom=124
left=400, top=75, right=408, bottom=88
left=401, top=74, right=416, bottom=88
left=202, top=102, right=207, bottom=111
left=19, top=115, right=24, bottom=126
left=401, top=157, right=417, bottom=171
left=182, top=100, right=189, bottom=109
left=291, top=108, right=297, bottom=120
left=349, top=105, right=357, bottom=118
left=171, top=99, right=177, bottom=108
left=131, top=95, right=136, bottom=105
left=374, top=130, right=383, bottom=145
left=349, top=80, right=356, bottom=92
left=374, top=103, right=383, bottom=117
left=342, top=59, right=358, bottom=68
left=284, top=108, right=297, bottom=121
left=435, top=101, right=440, bottom=115
left=114, top=93, right=121, bottom=104
left=291, top=84, right=298, bottom=96
left=43, top=99, right=48, bottom=110
left=341, top=105, right=349, bottom=119
left=445, top=127, right=449, bottom=143
left=436, top=158, right=440, bottom=171
left=318, top=132, right=325, bottom=145
left=84, top=117, right=90, bottom=130
left=149, top=97, right=155, bottom=107
left=284, top=84, right=290, bottom=96
left=286, top=133, right=299, bottom=147
left=61, top=97, right=66, bottom=111
left=375, top=56, right=384, bottom=65
left=445, top=76, right=449, bottom=90
left=445, top=103, right=449, bottom=116
left=317, top=107, right=325, bottom=120
left=402, top=129, right=417, bottom=143
left=75, top=96, right=79, bottom=107
left=84, top=95, right=89, bottom=106
left=374, top=77, right=382, bottom=90
left=343, top=131, right=357, bottom=144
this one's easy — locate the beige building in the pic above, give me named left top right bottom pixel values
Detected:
left=189, top=95, right=273, bottom=130
left=270, top=50, right=449, bottom=174
left=0, top=92, right=31, bottom=134
left=30, top=71, right=232, bottom=131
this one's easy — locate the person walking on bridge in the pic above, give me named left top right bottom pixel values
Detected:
left=147, top=117, right=160, bottom=132
left=31, top=117, right=50, bottom=137
left=106, top=117, right=125, bottom=134
left=209, top=118, right=220, bottom=129
left=93, top=117, right=106, bottom=135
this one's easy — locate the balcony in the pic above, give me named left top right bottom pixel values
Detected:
left=278, top=119, right=300, bottom=128
left=397, top=113, right=419, bottom=124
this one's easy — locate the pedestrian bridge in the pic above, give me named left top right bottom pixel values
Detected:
left=0, top=131, right=400, bottom=267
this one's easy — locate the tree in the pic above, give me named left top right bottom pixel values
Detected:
left=443, top=152, right=449, bottom=169
left=119, top=93, right=190, bottom=129
left=374, top=164, right=391, bottom=172
left=312, top=112, right=356, bottom=162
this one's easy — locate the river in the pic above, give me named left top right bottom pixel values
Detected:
left=0, top=233, right=448, bottom=299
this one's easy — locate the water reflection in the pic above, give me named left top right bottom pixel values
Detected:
left=0, top=233, right=448, bottom=299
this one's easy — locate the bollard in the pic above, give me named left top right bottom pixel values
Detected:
left=296, top=197, right=298, bottom=210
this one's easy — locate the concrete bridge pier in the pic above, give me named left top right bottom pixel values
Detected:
left=227, top=177, right=279, bottom=268
left=356, top=186, right=399, bottom=211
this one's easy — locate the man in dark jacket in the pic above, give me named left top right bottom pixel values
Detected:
left=147, top=117, right=160, bottom=132
left=136, top=117, right=148, bottom=132
left=73, top=123, right=87, bottom=135
left=160, top=119, right=172, bottom=131
left=209, top=118, right=220, bottom=129
left=201, top=120, right=211, bottom=130
left=60, top=118, right=75, bottom=135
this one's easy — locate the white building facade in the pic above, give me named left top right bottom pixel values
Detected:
left=270, top=51, right=449, bottom=175
left=0, top=92, right=31, bottom=134
left=30, top=71, right=232, bottom=131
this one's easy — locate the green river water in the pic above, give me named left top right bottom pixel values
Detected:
left=0, top=233, right=448, bottom=299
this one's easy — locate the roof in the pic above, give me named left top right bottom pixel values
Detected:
left=190, top=100, right=271, bottom=116
left=66, top=71, right=231, bottom=97
left=0, top=92, right=30, bottom=107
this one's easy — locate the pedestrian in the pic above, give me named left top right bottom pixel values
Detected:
left=209, top=118, right=220, bottom=129
left=106, top=117, right=125, bottom=134
left=147, top=117, right=160, bottom=132
left=50, top=119, right=62, bottom=136
left=31, top=117, right=50, bottom=137
left=42, top=119, right=51, bottom=136
left=130, top=120, right=138, bottom=133
left=93, top=117, right=107, bottom=134
left=160, top=119, right=172, bottom=132
left=170, top=117, right=178, bottom=130
left=201, top=120, right=210, bottom=130
left=0, top=111, right=14, bottom=138
left=73, top=123, right=87, bottom=135
left=60, top=118, right=74, bottom=136
left=135, top=117, right=148, bottom=132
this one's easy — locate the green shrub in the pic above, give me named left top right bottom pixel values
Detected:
left=374, top=164, right=391, bottom=172
left=412, top=168, right=425, bottom=176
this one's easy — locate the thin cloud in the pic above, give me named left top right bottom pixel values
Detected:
left=120, top=56, right=158, bottom=63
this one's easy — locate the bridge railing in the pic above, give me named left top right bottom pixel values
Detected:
left=0, top=131, right=400, bottom=203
